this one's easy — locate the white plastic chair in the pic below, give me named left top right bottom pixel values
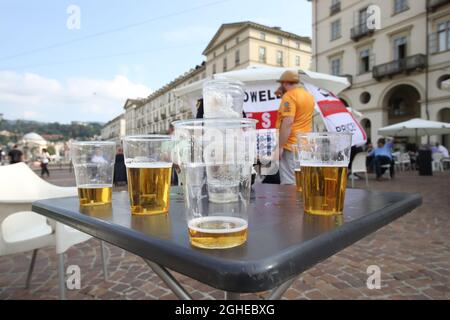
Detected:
left=399, top=153, right=412, bottom=171
left=0, top=163, right=108, bottom=300
left=392, top=152, right=402, bottom=172
left=350, top=152, right=369, bottom=188
left=442, top=157, right=450, bottom=170
left=432, top=153, right=444, bottom=172
left=380, top=164, right=392, bottom=180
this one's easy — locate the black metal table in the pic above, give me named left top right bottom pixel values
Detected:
left=32, top=185, right=422, bottom=300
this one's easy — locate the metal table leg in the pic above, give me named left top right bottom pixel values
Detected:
left=144, top=259, right=192, bottom=300
left=265, top=277, right=297, bottom=300
left=100, top=241, right=108, bottom=281
left=25, top=249, right=38, bottom=289
left=144, top=258, right=297, bottom=301
left=225, top=292, right=241, bottom=300
left=58, top=253, right=66, bottom=300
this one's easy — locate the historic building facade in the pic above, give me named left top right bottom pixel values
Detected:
left=310, top=0, right=450, bottom=146
left=112, top=21, right=312, bottom=138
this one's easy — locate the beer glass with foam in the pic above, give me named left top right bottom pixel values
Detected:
left=71, top=141, right=116, bottom=206
left=297, top=133, right=352, bottom=216
left=123, top=135, right=173, bottom=215
left=173, top=119, right=257, bottom=249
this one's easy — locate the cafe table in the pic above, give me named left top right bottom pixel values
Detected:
left=32, top=184, right=422, bottom=300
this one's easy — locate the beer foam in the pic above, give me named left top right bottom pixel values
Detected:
left=126, top=162, right=172, bottom=169
left=78, top=184, right=112, bottom=189
left=188, top=216, right=248, bottom=234
left=300, top=162, right=348, bottom=168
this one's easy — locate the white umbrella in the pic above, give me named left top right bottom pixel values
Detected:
left=173, top=66, right=351, bottom=114
left=378, top=118, right=450, bottom=139
left=215, top=66, right=350, bottom=94
left=174, top=66, right=350, bottom=99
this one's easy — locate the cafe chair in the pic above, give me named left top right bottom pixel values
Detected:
left=442, top=157, right=450, bottom=170
left=0, top=163, right=108, bottom=300
left=350, top=152, right=369, bottom=188
left=399, top=153, right=412, bottom=171
left=392, top=152, right=402, bottom=172
left=432, top=153, right=444, bottom=172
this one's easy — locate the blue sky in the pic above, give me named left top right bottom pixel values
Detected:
left=0, top=0, right=312, bottom=123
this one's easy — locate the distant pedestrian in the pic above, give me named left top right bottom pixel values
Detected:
left=0, top=148, right=5, bottom=165
left=113, top=147, right=127, bottom=186
left=168, top=124, right=179, bottom=186
left=8, top=145, right=23, bottom=164
left=40, top=148, right=51, bottom=178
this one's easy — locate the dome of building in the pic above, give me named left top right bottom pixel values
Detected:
left=23, top=132, right=47, bottom=145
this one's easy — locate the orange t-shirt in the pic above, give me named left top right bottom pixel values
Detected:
left=276, top=86, right=315, bottom=151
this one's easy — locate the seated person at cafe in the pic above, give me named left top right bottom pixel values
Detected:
left=368, top=138, right=395, bottom=180
left=433, top=142, right=449, bottom=158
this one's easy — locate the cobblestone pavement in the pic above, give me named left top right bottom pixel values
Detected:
left=0, top=168, right=449, bottom=300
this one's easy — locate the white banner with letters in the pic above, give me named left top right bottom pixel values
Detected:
left=243, top=81, right=367, bottom=147
left=304, top=83, right=367, bottom=147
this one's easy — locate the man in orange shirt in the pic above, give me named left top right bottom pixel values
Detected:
left=276, top=71, right=315, bottom=185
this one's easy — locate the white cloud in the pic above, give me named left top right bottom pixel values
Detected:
left=23, top=110, right=39, bottom=119
left=0, top=71, right=151, bottom=123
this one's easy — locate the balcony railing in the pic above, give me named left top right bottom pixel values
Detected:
left=330, top=2, right=341, bottom=15
left=427, top=0, right=450, bottom=11
left=373, top=54, right=427, bottom=81
left=350, top=22, right=374, bottom=42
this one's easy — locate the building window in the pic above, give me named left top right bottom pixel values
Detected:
left=223, top=57, right=227, bottom=72
left=259, top=47, right=267, bottom=63
left=359, top=48, right=371, bottom=74
left=437, top=20, right=450, bottom=52
left=236, top=37, right=240, bottom=44
left=296, top=42, right=301, bottom=49
left=295, top=55, right=301, bottom=67
left=212, top=63, right=216, bottom=74
left=278, top=36, right=283, bottom=44
left=235, top=50, right=240, bottom=66
left=393, top=36, right=407, bottom=60
left=331, top=20, right=341, bottom=41
left=260, top=32, right=266, bottom=40
left=277, top=51, right=284, bottom=67
left=213, top=51, right=216, bottom=58
left=330, top=57, right=341, bottom=76
left=394, top=0, right=408, bottom=14
left=357, top=8, right=369, bottom=33
left=330, top=0, right=341, bottom=15
left=224, top=44, right=227, bottom=51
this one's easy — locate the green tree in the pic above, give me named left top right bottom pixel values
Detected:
left=46, top=145, right=56, bottom=155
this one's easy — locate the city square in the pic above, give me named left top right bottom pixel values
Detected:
left=0, top=168, right=449, bottom=300
left=0, top=0, right=449, bottom=307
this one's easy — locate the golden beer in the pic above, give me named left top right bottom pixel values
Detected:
left=295, top=169, right=303, bottom=193
left=78, top=185, right=112, bottom=206
left=127, top=163, right=172, bottom=215
left=302, top=165, right=348, bottom=216
left=188, top=216, right=248, bottom=249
